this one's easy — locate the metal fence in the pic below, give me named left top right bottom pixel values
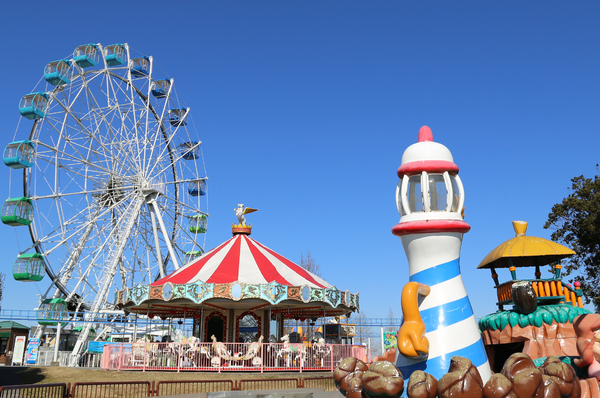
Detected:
left=101, top=341, right=369, bottom=372
left=0, top=377, right=334, bottom=397
left=71, top=381, right=152, bottom=398
left=35, top=350, right=102, bottom=368
left=155, top=380, right=235, bottom=396
left=0, top=383, right=68, bottom=398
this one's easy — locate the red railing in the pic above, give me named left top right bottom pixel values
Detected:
left=101, top=341, right=368, bottom=372
left=0, top=383, right=68, bottom=398
left=0, top=377, right=335, bottom=397
left=71, top=381, right=152, bottom=398
left=155, top=380, right=235, bottom=396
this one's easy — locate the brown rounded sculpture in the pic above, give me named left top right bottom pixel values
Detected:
left=407, top=370, right=438, bottom=398
left=361, top=361, right=404, bottom=398
left=501, top=353, right=536, bottom=380
left=542, top=375, right=561, bottom=398
left=483, top=373, right=516, bottom=398
left=346, top=377, right=364, bottom=398
left=539, top=357, right=581, bottom=398
left=437, top=356, right=484, bottom=398
left=511, top=367, right=544, bottom=398
left=334, top=357, right=369, bottom=396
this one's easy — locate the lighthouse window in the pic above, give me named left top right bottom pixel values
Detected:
left=407, top=175, right=423, bottom=212
left=450, top=176, right=460, bottom=212
left=428, top=174, right=448, bottom=211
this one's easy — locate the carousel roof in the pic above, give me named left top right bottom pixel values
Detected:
left=116, top=221, right=359, bottom=317
left=151, top=233, right=331, bottom=289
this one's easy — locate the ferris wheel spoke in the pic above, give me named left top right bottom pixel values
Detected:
left=35, top=189, right=138, bottom=257
left=49, top=98, right=135, bottom=177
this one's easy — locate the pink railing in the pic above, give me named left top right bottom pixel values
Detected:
left=101, top=342, right=368, bottom=372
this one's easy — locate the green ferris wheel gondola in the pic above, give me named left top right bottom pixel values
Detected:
left=189, top=214, right=207, bottom=233
left=37, top=298, right=67, bottom=326
left=1, top=197, right=33, bottom=226
left=13, top=253, right=45, bottom=282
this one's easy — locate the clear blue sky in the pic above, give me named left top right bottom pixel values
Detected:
left=0, top=1, right=598, bottom=320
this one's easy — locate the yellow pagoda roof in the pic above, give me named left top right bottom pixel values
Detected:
left=477, top=221, right=575, bottom=269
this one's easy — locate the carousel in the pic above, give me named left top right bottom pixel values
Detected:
left=105, top=206, right=362, bottom=372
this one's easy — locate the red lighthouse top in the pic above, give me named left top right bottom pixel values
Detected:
left=397, top=126, right=460, bottom=178
left=392, top=126, right=470, bottom=237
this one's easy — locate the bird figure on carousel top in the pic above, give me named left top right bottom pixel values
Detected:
left=234, top=204, right=258, bottom=226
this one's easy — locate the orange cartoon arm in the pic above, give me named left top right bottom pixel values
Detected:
left=398, top=281, right=431, bottom=359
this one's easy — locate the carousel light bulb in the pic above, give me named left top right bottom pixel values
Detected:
left=393, top=126, right=492, bottom=383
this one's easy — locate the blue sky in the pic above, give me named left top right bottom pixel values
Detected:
left=0, top=1, right=599, bottom=320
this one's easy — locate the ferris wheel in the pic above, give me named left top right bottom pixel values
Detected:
left=2, top=43, right=209, bottom=362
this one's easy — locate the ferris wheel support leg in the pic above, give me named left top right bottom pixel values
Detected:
left=150, top=210, right=166, bottom=278
left=148, top=199, right=180, bottom=270
left=68, top=197, right=145, bottom=367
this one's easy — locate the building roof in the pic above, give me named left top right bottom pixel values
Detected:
left=0, top=321, right=30, bottom=330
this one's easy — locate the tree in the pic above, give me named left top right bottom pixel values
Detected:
left=355, top=312, right=371, bottom=345
left=385, top=308, right=397, bottom=334
left=300, top=250, right=322, bottom=277
left=544, top=174, right=600, bottom=312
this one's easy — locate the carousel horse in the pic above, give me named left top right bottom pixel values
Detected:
left=129, top=335, right=155, bottom=366
left=244, top=335, right=264, bottom=366
left=211, top=335, right=231, bottom=358
left=312, top=337, right=331, bottom=356
left=275, top=334, right=305, bottom=365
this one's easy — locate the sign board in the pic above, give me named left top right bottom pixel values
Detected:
left=88, top=341, right=120, bottom=353
left=26, top=338, right=40, bottom=365
left=383, top=331, right=398, bottom=350
left=12, top=336, right=27, bottom=365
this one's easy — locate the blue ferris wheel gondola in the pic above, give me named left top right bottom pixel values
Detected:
left=44, top=59, right=72, bottom=86
left=188, top=179, right=207, bottom=197
left=130, top=56, right=150, bottom=77
left=180, top=141, right=199, bottom=160
left=19, top=92, right=48, bottom=120
left=4, top=140, right=35, bottom=169
left=151, top=79, right=171, bottom=98
left=103, top=44, right=127, bottom=66
left=169, top=108, right=188, bottom=127
left=73, top=44, right=100, bottom=68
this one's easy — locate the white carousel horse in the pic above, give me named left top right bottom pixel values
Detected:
left=275, top=334, right=305, bottom=365
left=211, top=335, right=230, bottom=358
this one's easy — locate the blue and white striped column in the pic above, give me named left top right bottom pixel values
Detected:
left=396, top=232, right=491, bottom=382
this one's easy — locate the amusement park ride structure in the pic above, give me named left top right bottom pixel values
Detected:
left=2, top=43, right=209, bottom=366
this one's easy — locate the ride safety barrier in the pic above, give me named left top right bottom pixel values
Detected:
left=0, top=377, right=335, bottom=398
left=495, top=279, right=584, bottom=308
left=101, top=341, right=368, bottom=372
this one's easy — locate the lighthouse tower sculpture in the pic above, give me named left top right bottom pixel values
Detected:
left=393, top=126, right=491, bottom=383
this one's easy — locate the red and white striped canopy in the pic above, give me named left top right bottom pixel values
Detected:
left=151, top=234, right=331, bottom=289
